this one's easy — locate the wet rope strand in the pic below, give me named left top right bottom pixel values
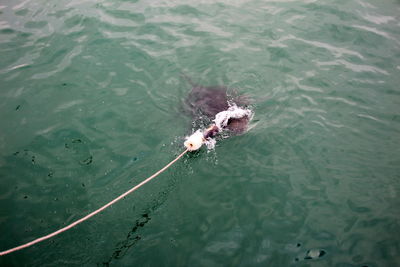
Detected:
left=0, top=149, right=188, bottom=256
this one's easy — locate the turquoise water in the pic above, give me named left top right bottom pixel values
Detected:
left=1, top=0, right=400, bottom=266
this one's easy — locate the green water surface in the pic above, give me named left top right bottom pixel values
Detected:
left=1, top=0, right=400, bottom=266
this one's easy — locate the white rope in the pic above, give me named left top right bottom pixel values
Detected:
left=0, top=149, right=188, bottom=256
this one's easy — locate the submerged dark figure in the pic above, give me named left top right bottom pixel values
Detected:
left=183, top=76, right=250, bottom=137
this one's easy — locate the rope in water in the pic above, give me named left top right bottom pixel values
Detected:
left=0, top=149, right=189, bottom=256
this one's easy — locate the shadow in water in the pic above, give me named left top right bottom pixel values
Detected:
left=98, top=171, right=179, bottom=266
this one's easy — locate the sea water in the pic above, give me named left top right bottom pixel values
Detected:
left=0, top=0, right=400, bottom=266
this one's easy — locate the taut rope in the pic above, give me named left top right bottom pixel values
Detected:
left=0, top=149, right=188, bottom=256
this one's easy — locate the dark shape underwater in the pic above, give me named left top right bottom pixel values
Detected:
left=182, top=75, right=250, bottom=134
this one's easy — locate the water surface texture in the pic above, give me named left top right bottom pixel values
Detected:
left=1, top=0, right=400, bottom=266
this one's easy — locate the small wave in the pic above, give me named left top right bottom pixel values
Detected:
left=352, top=24, right=395, bottom=41
left=295, top=36, right=365, bottom=59
left=32, top=45, right=83, bottom=79
left=315, top=59, right=389, bottom=75
left=54, top=99, right=85, bottom=112
left=358, top=11, right=396, bottom=25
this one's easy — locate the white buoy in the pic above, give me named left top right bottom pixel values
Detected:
left=184, top=130, right=204, bottom=151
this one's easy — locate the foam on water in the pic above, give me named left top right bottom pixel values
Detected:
left=213, top=104, right=253, bottom=130
left=185, top=104, right=253, bottom=150
left=204, top=137, right=217, bottom=150
left=208, top=104, right=253, bottom=150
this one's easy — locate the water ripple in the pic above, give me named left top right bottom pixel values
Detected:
left=352, top=24, right=397, bottom=43
left=32, top=45, right=83, bottom=79
left=294, top=36, right=365, bottom=59
left=358, top=11, right=396, bottom=25
left=0, top=0, right=400, bottom=266
left=315, top=59, right=389, bottom=75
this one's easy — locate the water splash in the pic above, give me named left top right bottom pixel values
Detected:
left=185, top=104, right=253, bottom=150
left=213, top=104, right=253, bottom=130
left=204, top=137, right=216, bottom=150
